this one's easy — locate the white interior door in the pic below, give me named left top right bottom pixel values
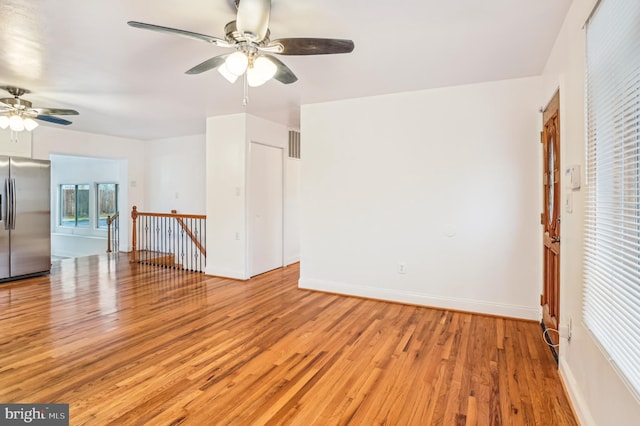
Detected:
left=250, top=142, right=283, bottom=276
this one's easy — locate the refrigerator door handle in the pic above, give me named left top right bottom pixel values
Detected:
left=4, top=178, right=9, bottom=230
left=10, top=178, right=16, bottom=230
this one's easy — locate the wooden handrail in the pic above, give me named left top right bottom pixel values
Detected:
left=106, top=212, right=120, bottom=253
left=171, top=210, right=207, bottom=257
left=132, top=209, right=206, bottom=220
left=107, top=211, right=120, bottom=225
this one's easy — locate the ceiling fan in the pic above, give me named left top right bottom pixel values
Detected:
left=0, top=86, right=79, bottom=132
left=128, top=0, right=354, bottom=92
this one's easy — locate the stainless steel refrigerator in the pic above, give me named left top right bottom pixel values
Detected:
left=0, top=157, right=51, bottom=281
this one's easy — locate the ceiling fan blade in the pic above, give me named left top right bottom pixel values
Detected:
left=235, top=0, right=270, bottom=42
left=32, top=107, right=79, bottom=116
left=265, top=55, right=298, bottom=84
left=269, top=38, right=355, bottom=55
left=127, top=21, right=231, bottom=47
left=35, top=115, right=72, bottom=126
left=185, top=54, right=230, bottom=74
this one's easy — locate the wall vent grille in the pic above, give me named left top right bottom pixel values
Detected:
left=288, top=130, right=300, bottom=159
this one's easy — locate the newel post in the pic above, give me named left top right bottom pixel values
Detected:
left=106, top=215, right=112, bottom=253
left=131, top=206, right=138, bottom=263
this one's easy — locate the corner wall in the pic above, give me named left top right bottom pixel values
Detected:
left=205, top=114, right=248, bottom=279
left=541, top=0, right=640, bottom=423
left=204, top=113, right=300, bottom=279
left=300, top=76, right=543, bottom=319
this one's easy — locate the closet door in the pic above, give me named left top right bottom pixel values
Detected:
left=250, top=142, right=283, bottom=276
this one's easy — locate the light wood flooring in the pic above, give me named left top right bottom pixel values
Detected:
left=0, top=254, right=577, bottom=425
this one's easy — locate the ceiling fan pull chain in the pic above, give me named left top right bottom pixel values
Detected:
left=243, top=72, right=249, bottom=106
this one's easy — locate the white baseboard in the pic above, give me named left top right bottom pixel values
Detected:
left=298, top=278, right=540, bottom=320
left=285, top=255, right=300, bottom=266
left=559, top=357, right=596, bottom=426
left=205, top=266, right=248, bottom=280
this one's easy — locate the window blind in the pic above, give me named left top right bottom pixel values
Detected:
left=584, top=0, right=640, bottom=397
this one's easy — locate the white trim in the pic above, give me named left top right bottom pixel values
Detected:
left=284, top=255, right=300, bottom=266
left=298, top=278, right=540, bottom=320
left=205, top=266, right=248, bottom=280
left=559, top=357, right=597, bottom=426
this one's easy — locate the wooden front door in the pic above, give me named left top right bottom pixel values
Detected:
left=542, top=91, right=561, bottom=349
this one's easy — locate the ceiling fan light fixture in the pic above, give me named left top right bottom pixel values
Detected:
left=247, top=56, right=277, bottom=87
left=225, top=51, right=249, bottom=76
left=0, top=116, right=8, bottom=129
left=126, top=2, right=355, bottom=106
left=218, top=64, right=240, bottom=83
left=23, top=117, right=39, bottom=131
left=8, top=115, right=24, bottom=132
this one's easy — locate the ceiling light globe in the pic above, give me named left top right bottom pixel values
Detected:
left=0, top=116, right=9, bottom=129
left=247, top=68, right=266, bottom=87
left=23, top=117, right=39, bottom=131
left=218, top=64, right=240, bottom=83
left=247, top=57, right=277, bottom=87
left=225, top=52, right=249, bottom=76
left=8, top=115, right=24, bottom=132
left=254, top=56, right=277, bottom=81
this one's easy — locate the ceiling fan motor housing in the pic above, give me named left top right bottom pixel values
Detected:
left=6, top=86, right=29, bottom=97
left=225, top=20, right=270, bottom=46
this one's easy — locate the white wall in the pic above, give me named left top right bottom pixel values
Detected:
left=206, top=114, right=248, bottom=279
left=542, top=0, right=640, bottom=424
left=285, top=157, right=301, bottom=265
left=32, top=126, right=145, bottom=252
left=300, top=76, right=543, bottom=320
left=205, top=113, right=299, bottom=279
left=50, top=154, right=124, bottom=257
left=144, top=134, right=206, bottom=214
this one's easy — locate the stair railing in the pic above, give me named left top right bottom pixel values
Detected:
left=106, top=212, right=120, bottom=253
left=131, top=206, right=206, bottom=272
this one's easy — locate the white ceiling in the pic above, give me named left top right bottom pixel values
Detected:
left=0, top=0, right=572, bottom=140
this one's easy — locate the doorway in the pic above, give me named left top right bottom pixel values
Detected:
left=249, top=142, right=284, bottom=277
left=541, top=91, right=561, bottom=352
left=50, top=154, right=126, bottom=258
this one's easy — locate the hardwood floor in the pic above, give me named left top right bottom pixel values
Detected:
left=0, top=254, right=577, bottom=425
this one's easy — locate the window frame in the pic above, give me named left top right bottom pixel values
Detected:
left=59, top=183, right=91, bottom=228
left=96, top=183, right=119, bottom=229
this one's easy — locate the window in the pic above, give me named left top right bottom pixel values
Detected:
left=97, top=183, right=118, bottom=229
left=584, top=0, right=640, bottom=397
left=60, top=184, right=90, bottom=227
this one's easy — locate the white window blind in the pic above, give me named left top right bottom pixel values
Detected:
left=584, top=0, right=640, bottom=397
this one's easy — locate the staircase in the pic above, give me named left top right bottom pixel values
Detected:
left=130, top=206, right=206, bottom=272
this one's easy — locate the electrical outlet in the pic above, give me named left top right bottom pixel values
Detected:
left=398, top=263, right=407, bottom=274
